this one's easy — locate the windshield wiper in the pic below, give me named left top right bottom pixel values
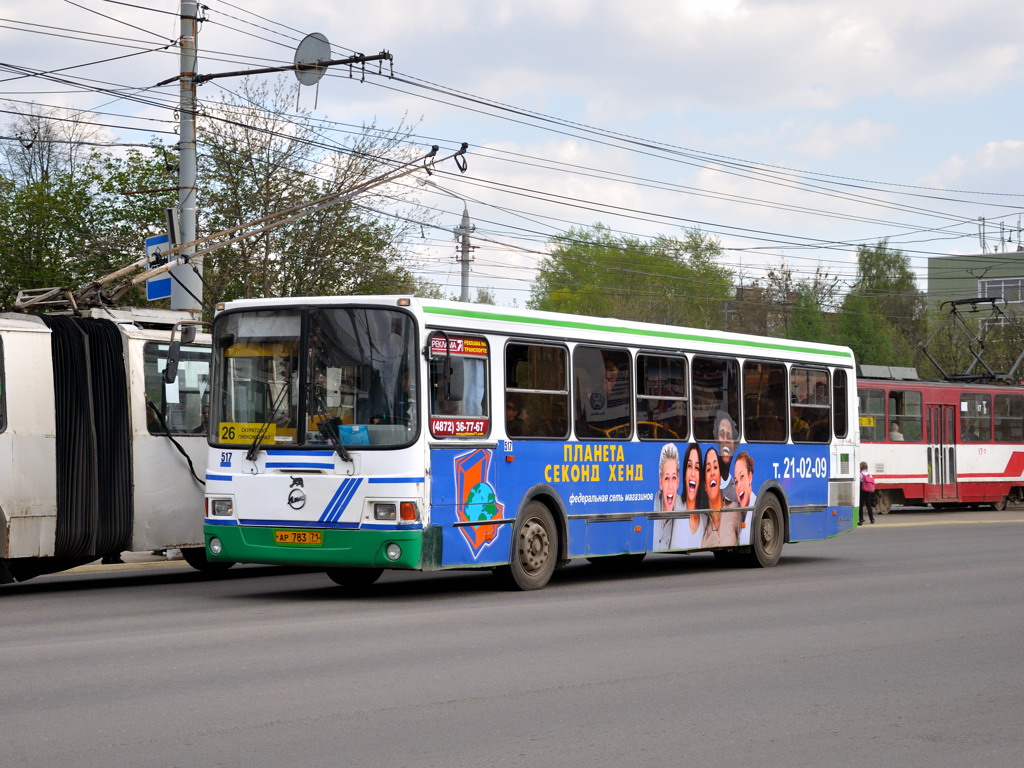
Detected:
left=245, top=384, right=292, bottom=462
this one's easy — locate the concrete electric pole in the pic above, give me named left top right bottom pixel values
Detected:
left=454, top=205, right=474, bottom=302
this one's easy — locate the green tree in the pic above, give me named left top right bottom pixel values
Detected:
left=0, top=103, right=173, bottom=307
left=196, top=78, right=420, bottom=306
left=528, top=223, right=732, bottom=327
left=838, top=240, right=925, bottom=366
left=727, top=261, right=838, bottom=341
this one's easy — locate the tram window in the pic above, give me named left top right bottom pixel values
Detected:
left=790, top=367, right=829, bottom=443
left=573, top=346, right=631, bottom=440
left=833, top=370, right=849, bottom=438
left=144, top=342, right=211, bottom=434
left=636, top=354, right=688, bottom=441
left=692, top=356, right=740, bottom=442
left=994, top=393, right=1024, bottom=442
left=742, top=361, right=787, bottom=443
left=960, top=392, right=991, bottom=442
left=887, top=390, right=922, bottom=442
left=859, top=388, right=885, bottom=442
left=504, top=343, right=569, bottom=439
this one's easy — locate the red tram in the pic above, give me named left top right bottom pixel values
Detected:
left=858, top=372, right=1024, bottom=513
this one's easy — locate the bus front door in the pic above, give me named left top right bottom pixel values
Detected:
left=926, top=404, right=957, bottom=502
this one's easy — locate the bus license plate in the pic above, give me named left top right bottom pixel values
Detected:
left=274, top=529, right=323, bottom=546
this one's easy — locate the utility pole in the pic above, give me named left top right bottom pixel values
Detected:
left=454, top=204, right=474, bottom=302
left=174, top=0, right=201, bottom=314
left=160, top=6, right=393, bottom=313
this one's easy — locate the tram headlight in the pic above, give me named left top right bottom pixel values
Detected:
left=374, top=503, right=397, bottom=521
left=385, top=543, right=402, bottom=561
left=209, top=538, right=223, bottom=555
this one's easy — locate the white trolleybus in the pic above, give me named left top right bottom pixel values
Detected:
left=203, top=297, right=858, bottom=590
left=0, top=307, right=217, bottom=582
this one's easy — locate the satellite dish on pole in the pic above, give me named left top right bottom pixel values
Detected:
left=294, top=33, right=331, bottom=86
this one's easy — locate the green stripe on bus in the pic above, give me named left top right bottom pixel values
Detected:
left=423, top=305, right=854, bottom=360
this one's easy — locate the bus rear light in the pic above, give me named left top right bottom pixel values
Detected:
left=400, top=502, right=419, bottom=521
left=374, top=503, right=397, bottom=521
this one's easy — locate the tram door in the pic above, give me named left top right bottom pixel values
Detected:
left=926, top=404, right=957, bottom=501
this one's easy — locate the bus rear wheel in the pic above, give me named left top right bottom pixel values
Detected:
left=747, top=498, right=784, bottom=568
left=326, top=567, right=383, bottom=588
left=496, top=502, right=557, bottom=590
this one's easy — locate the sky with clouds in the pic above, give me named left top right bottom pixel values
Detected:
left=1, top=0, right=1022, bottom=306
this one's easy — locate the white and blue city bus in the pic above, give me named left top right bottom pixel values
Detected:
left=203, top=297, right=858, bottom=590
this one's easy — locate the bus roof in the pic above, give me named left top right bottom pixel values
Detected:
left=216, top=295, right=857, bottom=366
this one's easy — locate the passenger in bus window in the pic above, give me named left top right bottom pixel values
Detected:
left=889, top=421, right=904, bottom=441
left=506, top=396, right=528, bottom=436
left=653, top=443, right=683, bottom=550
left=733, top=451, right=756, bottom=508
left=700, top=445, right=743, bottom=547
left=192, top=403, right=210, bottom=434
left=714, top=411, right=739, bottom=506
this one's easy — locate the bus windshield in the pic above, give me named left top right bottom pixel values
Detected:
left=213, top=307, right=418, bottom=449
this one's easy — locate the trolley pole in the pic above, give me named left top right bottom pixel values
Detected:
left=173, top=0, right=202, bottom=314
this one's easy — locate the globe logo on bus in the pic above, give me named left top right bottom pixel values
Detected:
left=454, top=448, right=503, bottom=556
left=465, top=481, right=499, bottom=523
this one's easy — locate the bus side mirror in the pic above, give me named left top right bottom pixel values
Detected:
left=446, top=356, right=464, bottom=401
left=163, top=322, right=200, bottom=384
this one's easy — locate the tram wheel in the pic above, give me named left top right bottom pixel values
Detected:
left=747, top=497, right=785, bottom=568
left=993, top=496, right=1008, bottom=511
left=876, top=492, right=893, bottom=515
left=325, top=567, right=383, bottom=588
left=181, top=547, right=235, bottom=573
left=495, top=501, right=558, bottom=590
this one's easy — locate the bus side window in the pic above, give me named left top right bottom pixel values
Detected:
left=791, top=367, right=829, bottom=443
left=692, top=356, right=740, bottom=442
left=505, top=342, right=569, bottom=439
left=833, top=369, right=849, bottom=438
left=743, top=361, right=787, bottom=443
left=636, top=353, right=688, bottom=441
left=573, top=346, right=631, bottom=440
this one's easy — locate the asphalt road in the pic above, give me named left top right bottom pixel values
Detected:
left=3, top=508, right=1023, bottom=768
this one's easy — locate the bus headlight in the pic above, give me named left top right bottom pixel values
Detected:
left=385, top=543, right=402, bottom=561
left=209, top=538, right=223, bottom=555
left=374, top=503, right=397, bottom=521
left=210, top=498, right=233, bottom=516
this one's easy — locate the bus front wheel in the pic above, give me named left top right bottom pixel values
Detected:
left=181, top=547, right=235, bottom=573
left=496, top=502, right=557, bottom=590
left=748, top=498, right=784, bottom=568
left=326, top=567, right=383, bottom=588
